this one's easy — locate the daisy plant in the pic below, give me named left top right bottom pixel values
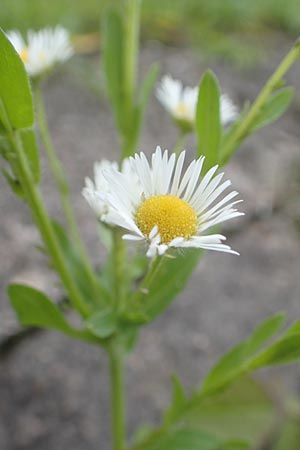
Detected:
left=1, top=1, right=300, bottom=449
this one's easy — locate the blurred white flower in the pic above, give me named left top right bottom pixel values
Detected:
left=6, top=26, right=73, bottom=78
left=156, top=75, right=238, bottom=131
left=94, top=146, right=243, bottom=258
left=82, top=159, right=136, bottom=221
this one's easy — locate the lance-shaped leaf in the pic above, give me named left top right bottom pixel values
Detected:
left=201, top=313, right=286, bottom=396
left=249, top=87, right=293, bottom=132
left=196, top=70, right=221, bottom=172
left=0, top=28, right=34, bottom=129
left=8, top=284, right=99, bottom=344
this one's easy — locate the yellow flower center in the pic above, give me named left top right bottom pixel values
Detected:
left=175, top=102, right=191, bottom=119
left=20, top=48, right=28, bottom=63
left=136, top=195, right=198, bottom=244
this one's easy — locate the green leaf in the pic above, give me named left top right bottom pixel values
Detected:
left=141, top=429, right=222, bottom=450
left=164, top=375, right=187, bottom=424
left=186, top=378, right=275, bottom=448
left=20, top=128, right=40, bottom=184
left=201, top=313, right=286, bottom=395
left=273, top=415, right=300, bottom=450
left=139, top=63, right=160, bottom=112
left=250, top=87, right=293, bottom=132
left=249, top=332, right=300, bottom=369
left=126, top=249, right=202, bottom=323
left=8, top=284, right=98, bottom=343
left=0, top=28, right=34, bottom=129
left=1, top=168, right=24, bottom=198
left=51, top=220, right=110, bottom=306
left=85, top=308, right=118, bottom=338
left=102, top=9, right=124, bottom=132
left=196, top=70, right=221, bottom=171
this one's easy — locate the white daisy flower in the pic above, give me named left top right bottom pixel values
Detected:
left=98, top=147, right=243, bottom=258
left=156, top=75, right=238, bottom=131
left=6, top=26, right=73, bottom=78
left=82, top=159, right=137, bottom=221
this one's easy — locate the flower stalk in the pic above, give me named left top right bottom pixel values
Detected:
left=220, top=39, right=300, bottom=163
left=109, top=343, right=126, bottom=450
left=123, top=0, right=140, bottom=118
left=33, top=81, right=100, bottom=301
left=9, top=129, right=89, bottom=317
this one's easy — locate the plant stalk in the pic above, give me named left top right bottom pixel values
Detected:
left=9, top=130, right=89, bottom=317
left=123, top=0, right=140, bottom=117
left=109, top=345, right=126, bottom=450
left=220, top=40, right=300, bottom=163
left=33, top=82, right=100, bottom=301
left=173, top=131, right=187, bottom=156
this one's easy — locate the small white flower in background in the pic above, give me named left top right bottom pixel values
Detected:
left=86, top=147, right=243, bottom=258
left=82, top=159, right=137, bottom=221
left=6, top=26, right=73, bottom=78
left=156, top=75, right=238, bottom=131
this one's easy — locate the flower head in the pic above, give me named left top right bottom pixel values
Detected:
left=156, top=75, right=238, bottom=132
left=88, top=147, right=243, bottom=258
left=6, top=26, right=73, bottom=78
left=83, top=159, right=136, bottom=221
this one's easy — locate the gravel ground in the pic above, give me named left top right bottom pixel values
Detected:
left=1, top=41, right=300, bottom=449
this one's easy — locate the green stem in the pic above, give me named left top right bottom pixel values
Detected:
left=10, top=130, right=89, bottom=317
left=112, top=230, right=127, bottom=312
left=109, top=344, right=126, bottom=450
left=173, top=131, right=187, bottom=156
left=33, top=82, right=100, bottom=302
left=121, top=0, right=141, bottom=160
left=221, top=40, right=300, bottom=164
left=129, top=255, right=164, bottom=308
left=123, top=0, right=140, bottom=117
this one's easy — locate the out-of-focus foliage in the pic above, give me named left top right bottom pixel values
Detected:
left=1, top=0, right=300, bottom=65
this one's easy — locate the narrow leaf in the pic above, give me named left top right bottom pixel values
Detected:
left=8, top=284, right=98, bottom=343
left=202, top=313, right=286, bottom=395
left=250, top=87, right=293, bottom=132
left=249, top=333, right=300, bottom=369
left=0, top=28, right=34, bottom=129
left=2, top=168, right=24, bottom=198
left=164, top=375, right=187, bottom=424
left=196, top=70, right=221, bottom=171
